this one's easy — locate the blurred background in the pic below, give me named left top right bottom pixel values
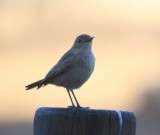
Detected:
left=0, top=0, right=160, bottom=135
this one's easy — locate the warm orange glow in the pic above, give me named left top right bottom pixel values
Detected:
left=0, top=0, right=160, bottom=123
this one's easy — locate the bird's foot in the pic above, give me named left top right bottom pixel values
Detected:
left=67, top=105, right=75, bottom=108
left=76, top=105, right=90, bottom=109
left=67, top=105, right=76, bottom=109
left=67, top=105, right=89, bottom=110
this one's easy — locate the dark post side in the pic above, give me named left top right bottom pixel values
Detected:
left=34, top=107, right=136, bottom=135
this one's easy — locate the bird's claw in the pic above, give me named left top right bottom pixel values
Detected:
left=67, top=105, right=90, bottom=110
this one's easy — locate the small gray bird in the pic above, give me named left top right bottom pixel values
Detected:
left=26, top=34, right=95, bottom=108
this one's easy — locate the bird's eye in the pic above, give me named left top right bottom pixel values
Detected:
left=78, top=39, right=82, bottom=43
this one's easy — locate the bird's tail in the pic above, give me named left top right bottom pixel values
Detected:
left=25, top=79, right=44, bottom=90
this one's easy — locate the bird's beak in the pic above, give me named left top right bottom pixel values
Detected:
left=91, top=36, right=94, bottom=40
left=88, top=36, right=94, bottom=42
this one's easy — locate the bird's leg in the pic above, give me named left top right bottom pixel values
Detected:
left=67, top=89, right=75, bottom=108
left=71, top=90, right=81, bottom=108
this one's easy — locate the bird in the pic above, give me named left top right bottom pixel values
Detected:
left=25, top=34, right=95, bottom=108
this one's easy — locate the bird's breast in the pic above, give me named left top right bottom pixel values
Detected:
left=75, top=52, right=95, bottom=80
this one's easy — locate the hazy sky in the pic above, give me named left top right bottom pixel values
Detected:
left=0, top=0, right=160, bottom=122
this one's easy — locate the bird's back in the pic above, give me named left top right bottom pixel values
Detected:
left=47, top=50, right=95, bottom=90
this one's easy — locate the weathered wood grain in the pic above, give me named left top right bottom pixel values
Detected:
left=34, top=107, right=136, bottom=135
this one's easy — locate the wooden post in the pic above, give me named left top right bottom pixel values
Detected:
left=34, top=107, right=136, bottom=135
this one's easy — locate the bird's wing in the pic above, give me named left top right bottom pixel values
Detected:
left=42, top=52, right=76, bottom=84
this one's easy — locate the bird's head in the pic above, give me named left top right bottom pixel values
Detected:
left=72, top=34, right=94, bottom=50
